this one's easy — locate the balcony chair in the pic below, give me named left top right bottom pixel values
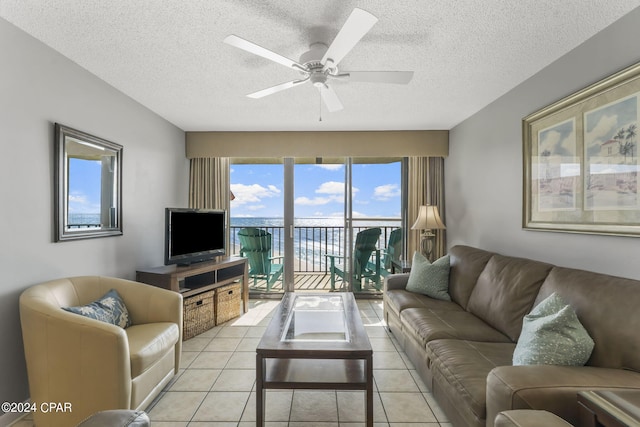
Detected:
left=19, top=276, right=182, bottom=427
left=238, top=227, right=284, bottom=291
left=325, top=227, right=382, bottom=292
left=374, top=227, right=402, bottom=278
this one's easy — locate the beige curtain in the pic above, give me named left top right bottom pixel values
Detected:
left=189, top=157, right=231, bottom=211
left=407, top=157, right=446, bottom=260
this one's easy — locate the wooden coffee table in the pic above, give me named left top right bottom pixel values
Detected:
left=256, top=292, right=373, bottom=426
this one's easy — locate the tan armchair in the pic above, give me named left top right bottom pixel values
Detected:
left=19, top=276, right=183, bottom=427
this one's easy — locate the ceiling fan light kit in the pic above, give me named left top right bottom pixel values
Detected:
left=223, top=8, right=414, bottom=114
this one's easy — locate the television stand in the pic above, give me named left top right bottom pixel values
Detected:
left=136, top=257, right=249, bottom=313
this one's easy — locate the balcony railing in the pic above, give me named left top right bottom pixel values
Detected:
left=230, top=220, right=401, bottom=273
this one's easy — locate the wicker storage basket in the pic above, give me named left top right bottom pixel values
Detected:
left=183, top=289, right=215, bottom=340
left=215, top=282, right=242, bottom=324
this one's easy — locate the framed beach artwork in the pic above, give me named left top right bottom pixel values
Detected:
left=523, top=62, right=640, bottom=236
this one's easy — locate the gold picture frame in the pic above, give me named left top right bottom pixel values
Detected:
left=523, top=62, right=640, bottom=236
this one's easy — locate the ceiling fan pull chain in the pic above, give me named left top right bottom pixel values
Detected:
left=319, top=89, right=323, bottom=122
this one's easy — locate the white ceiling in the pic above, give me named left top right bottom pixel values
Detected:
left=2, top=1, right=640, bottom=132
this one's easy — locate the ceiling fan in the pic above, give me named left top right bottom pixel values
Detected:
left=224, top=8, right=414, bottom=113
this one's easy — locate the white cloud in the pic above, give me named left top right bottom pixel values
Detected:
left=315, top=164, right=343, bottom=171
left=316, top=181, right=345, bottom=195
left=230, top=183, right=280, bottom=206
left=295, top=196, right=333, bottom=206
left=316, top=181, right=359, bottom=195
left=539, top=130, right=560, bottom=153
left=586, top=114, right=618, bottom=145
left=294, top=181, right=359, bottom=206
left=68, top=192, right=88, bottom=204
left=540, top=129, right=576, bottom=156
left=373, top=184, right=401, bottom=201
left=67, top=191, right=99, bottom=213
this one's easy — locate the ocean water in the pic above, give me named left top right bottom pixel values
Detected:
left=230, top=217, right=400, bottom=271
left=230, top=217, right=399, bottom=228
left=68, top=213, right=101, bottom=225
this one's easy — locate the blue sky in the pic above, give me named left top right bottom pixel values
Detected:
left=69, top=158, right=402, bottom=218
left=230, top=161, right=401, bottom=218
left=68, top=158, right=101, bottom=213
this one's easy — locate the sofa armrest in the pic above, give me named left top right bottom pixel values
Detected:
left=486, top=365, right=640, bottom=427
left=495, top=410, right=572, bottom=427
left=99, top=277, right=183, bottom=372
left=384, top=273, right=410, bottom=291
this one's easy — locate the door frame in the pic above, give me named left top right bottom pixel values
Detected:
left=283, top=158, right=295, bottom=291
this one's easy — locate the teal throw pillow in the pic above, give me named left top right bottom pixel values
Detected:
left=513, top=292, right=594, bottom=366
left=63, top=289, right=131, bottom=328
left=405, top=252, right=451, bottom=301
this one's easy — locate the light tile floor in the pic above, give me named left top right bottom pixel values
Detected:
left=148, top=298, right=451, bottom=427
left=12, top=298, right=451, bottom=427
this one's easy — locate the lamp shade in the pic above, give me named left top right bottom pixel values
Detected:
left=411, top=205, right=446, bottom=230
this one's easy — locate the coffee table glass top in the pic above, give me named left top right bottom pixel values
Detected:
left=281, top=295, right=349, bottom=342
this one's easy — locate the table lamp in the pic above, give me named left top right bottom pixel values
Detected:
left=411, top=205, right=446, bottom=261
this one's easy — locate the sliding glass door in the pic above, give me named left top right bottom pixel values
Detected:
left=229, top=159, right=291, bottom=295
left=293, top=158, right=346, bottom=291
left=230, top=157, right=402, bottom=296
left=347, top=158, right=403, bottom=294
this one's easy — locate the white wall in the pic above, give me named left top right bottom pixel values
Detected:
left=0, top=17, right=188, bottom=417
left=446, top=7, right=640, bottom=280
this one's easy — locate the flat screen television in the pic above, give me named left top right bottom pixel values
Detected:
left=165, top=208, right=226, bottom=266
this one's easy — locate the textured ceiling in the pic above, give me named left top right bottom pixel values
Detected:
left=2, top=1, right=640, bottom=131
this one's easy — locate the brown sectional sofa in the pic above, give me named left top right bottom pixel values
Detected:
left=383, top=245, right=640, bottom=427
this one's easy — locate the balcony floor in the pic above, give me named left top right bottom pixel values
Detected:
left=248, top=272, right=382, bottom=294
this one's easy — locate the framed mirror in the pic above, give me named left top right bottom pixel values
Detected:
left=54, top=123, right=123, bottom=241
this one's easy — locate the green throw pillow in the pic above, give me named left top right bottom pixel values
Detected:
left=513, top=292, right=594, bottom=366
left=405, top=252, right=451, bottom=301
left=63, top=289, right=131, bottom=328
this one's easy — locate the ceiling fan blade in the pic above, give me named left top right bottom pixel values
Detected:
left=247, top=78, right=308, bottom=99
left=320, top=85, right=344, bottom=112
left=224, top=35, right=306, bottom=71
left=321, top=8, right=378, bottom=68
left=339, top=71, right=414, bottom=84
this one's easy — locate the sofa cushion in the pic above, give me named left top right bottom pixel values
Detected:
left=535, top=266, right=640, bottom=372
left=385, top=289, right=462, bottom=317
left=406, top=253, right=451, bottom=301
left=467, top=255, right=553, bottom=342
left=401, top=308, right=511, bottom=348
left=127, top=322, right=180, bottom=377
left=448, top=245, right=494, bottom=310
left=63, top=289, right=131, bottom=328
left=513, top=293, right=594, bottom=366
left=427, top=339, right=516, bottom=422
